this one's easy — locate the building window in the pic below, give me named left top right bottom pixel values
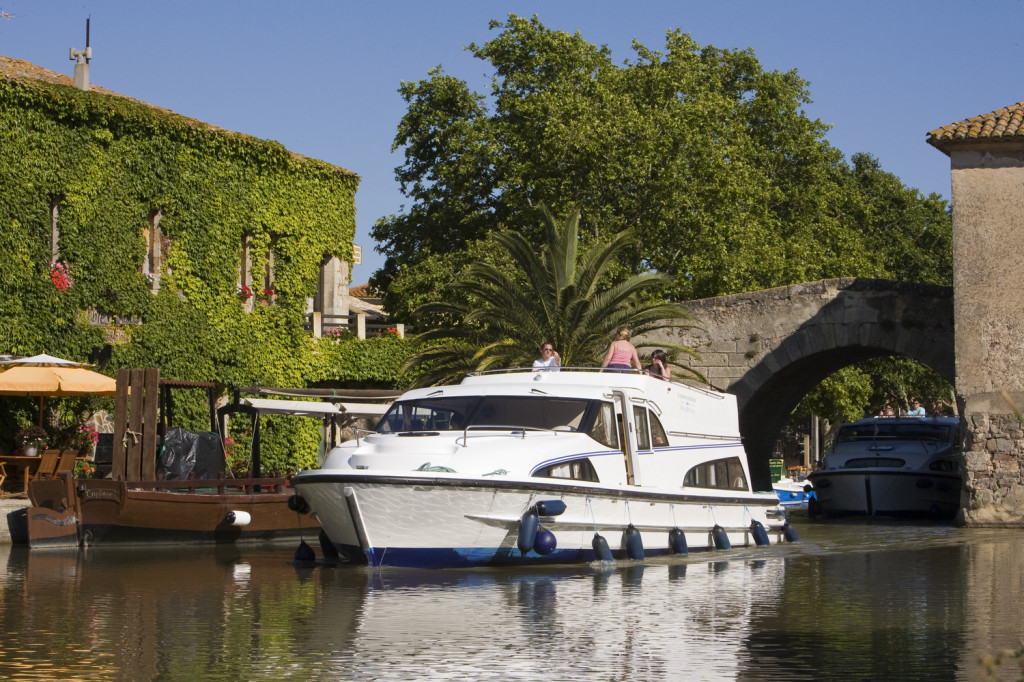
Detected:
left=143, top=209, right=164, bottom=291
left=239, top=232, right=253, bottom=310
left=262, top=237, right=276, bottom=300
left=49, top=196, right=61, bottom=263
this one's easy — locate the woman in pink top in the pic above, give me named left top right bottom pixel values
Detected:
left=600, top=326, right=642, bottom=372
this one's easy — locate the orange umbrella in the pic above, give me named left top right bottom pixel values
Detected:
left=0, top=354, right=117, bottom=425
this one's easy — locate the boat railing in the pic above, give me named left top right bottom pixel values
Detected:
left=467, top=366, right=726, bottom=399
left=351, top=424, right=574, bottom=448
left=121, top=477, right=291, bottom=494
left=458, top=424, right=569, bottom=447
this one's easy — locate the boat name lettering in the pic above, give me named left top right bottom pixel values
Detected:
left=83, top=488, right=122, bottom=502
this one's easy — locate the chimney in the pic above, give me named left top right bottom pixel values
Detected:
left=69, top=46, right=91, bottom=90
left=69, top=18, right=91, bottom=91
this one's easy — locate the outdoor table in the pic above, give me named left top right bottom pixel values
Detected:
left=0, top=455, right=43, bottom=495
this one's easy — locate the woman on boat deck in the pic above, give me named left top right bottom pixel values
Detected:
left=601, top=326, right=642, bottom=372
left=646, top=349, right=670, bottom=381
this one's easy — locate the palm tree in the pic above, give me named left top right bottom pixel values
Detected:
left=404, top=205, right=702, bottom=387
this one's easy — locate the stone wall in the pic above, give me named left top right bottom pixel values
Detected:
left=643, top=277, right=954, bottom=490
left=945, top=142, right=1024, bottom=526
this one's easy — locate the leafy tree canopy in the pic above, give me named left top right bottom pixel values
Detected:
left=404, top=205, right=700, bottom=387
left=372, top=14, right=951, bottom=320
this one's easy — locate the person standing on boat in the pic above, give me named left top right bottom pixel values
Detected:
left=906, top=399, right=926, bottom=417
left=533, top=343, right=561, bottom=372
left=601, top=326, right=642, bottom=372
left=646, top=349, right=671, bottom=381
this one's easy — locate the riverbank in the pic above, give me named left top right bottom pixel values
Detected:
left=0, top=497, right=29, bottom=544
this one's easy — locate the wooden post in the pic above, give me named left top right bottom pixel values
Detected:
left=140, top=368, right=159, bottom=481
left=112, top=369, right=130, bottom=481
left=126, top=369, right=144, bottom=481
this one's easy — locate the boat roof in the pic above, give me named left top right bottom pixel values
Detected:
left=396, top=368, right=729, bottom=404
left=843, top=415, right=961, bottom=427
left=241, top=397, right=391, bottom=419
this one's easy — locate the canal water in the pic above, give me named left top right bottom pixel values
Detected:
left=1, top=521, right=1023, bottom=681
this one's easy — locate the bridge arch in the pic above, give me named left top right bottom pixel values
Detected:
left=650, top=278, right=954, bottom=490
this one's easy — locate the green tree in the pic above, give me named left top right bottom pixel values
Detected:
left=404, top=205, right=700, bottom=387
left=372, top=15, right=950, bottom=320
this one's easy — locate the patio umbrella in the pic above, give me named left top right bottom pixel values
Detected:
left=0, top=354, right=117, bottom=425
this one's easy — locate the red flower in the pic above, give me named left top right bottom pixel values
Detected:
left=50, top=261, right=73, bottom=292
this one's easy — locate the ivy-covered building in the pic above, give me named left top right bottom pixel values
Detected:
left=0, top=54, right=361, bottom=390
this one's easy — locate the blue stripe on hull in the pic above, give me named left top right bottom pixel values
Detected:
left=336, top=544, right=681, bottom=568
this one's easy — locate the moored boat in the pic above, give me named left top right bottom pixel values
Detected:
left=291, top=369, right=793, bottom=568
left=773, top=476, right=815, bottom=509
left=807, top=416, right=962, bottom=519
left=23, top=394, right=390, bottom=548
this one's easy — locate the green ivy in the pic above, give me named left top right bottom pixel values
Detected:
left=0, top=71, right=404, bottom=470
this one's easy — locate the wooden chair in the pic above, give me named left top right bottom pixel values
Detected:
left=26, top=449, right=61, bottom=486
left=53, top=449, right=77, bottom=477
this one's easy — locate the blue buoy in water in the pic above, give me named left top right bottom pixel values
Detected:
left=749, top=520, right=771, bottom=546
left=669, top=527, right=688, bottom=555
left=536, top=500, right=567, bottom=516
left=533, top=526, right=557, bottom=555
left=592, top=533, right=614, bottom=562
left=517, top=507, right=539, bottom=555
left=783, top=522, right=800, bottom=543
left=711, top=524, right=732, bottom=550
left=294, top=539, right=316, bottom=562
left=622, top=524, right=644, bottom=560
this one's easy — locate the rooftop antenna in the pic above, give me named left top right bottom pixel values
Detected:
left=69, top=17, right=92, bottom=91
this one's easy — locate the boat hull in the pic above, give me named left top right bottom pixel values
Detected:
left=293, top=471, right=787, bottom=568
left=25, top=477, right=320, bottom=548
left=807, top=470, right=961, bottom=519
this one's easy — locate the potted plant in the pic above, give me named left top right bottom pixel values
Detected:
left=72, top=424, right=100, bottom=457
left=16, top=426, right=48, bottom=457
left=74, top=460, right=96, bottom=479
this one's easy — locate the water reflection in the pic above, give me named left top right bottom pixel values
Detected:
left=1, top=523, right=1023, bottom=680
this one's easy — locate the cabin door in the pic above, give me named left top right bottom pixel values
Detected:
left=613, top=390, right=641, bottom=486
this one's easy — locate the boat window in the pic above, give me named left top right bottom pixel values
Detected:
left=836, top=423, right=954, bottom=444
left=587, top=401, right=618, bottom=449
left=472, top=396, right=589, bottom=431
left=683, top=457, right=748, bottom=490
left=633, top=406, right=651, bottom=450
left=377, top=396, right=617, bottom=447
left=535, top=458, right=599, bottom=482
left=650, top=412, right=669, bottom=447
left=929, top=459, right=960, bottom=472
left=842, top=457, right=906, bottom=468
left=377, top=397, right=481, bottom=433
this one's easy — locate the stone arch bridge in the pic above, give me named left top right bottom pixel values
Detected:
left=647, top=278, right=954, bottom=491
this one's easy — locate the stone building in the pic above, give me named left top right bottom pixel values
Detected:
left=0, top=54, right=360, bottom=354
left=928, top=101, right=1024, bottom=525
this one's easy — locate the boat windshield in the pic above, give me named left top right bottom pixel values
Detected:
left=376, top=396, right=619, bottom=447
left=836, top=422, right=953, bottom=444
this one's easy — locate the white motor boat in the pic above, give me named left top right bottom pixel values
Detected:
left=807, top=416, right=962, bottom=519
left=772, top=476, right=815, bottom=509
left=291, top=369, right=792, bottom=568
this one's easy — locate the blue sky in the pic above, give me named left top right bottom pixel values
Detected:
left=2, top=1, right=1022, bottom=284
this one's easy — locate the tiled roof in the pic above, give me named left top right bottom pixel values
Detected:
left=928, top=101, right=1024, bottom=150
left=0, top=55, right=357, bottom=175
left=348, top=283, right=380, bottom=299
